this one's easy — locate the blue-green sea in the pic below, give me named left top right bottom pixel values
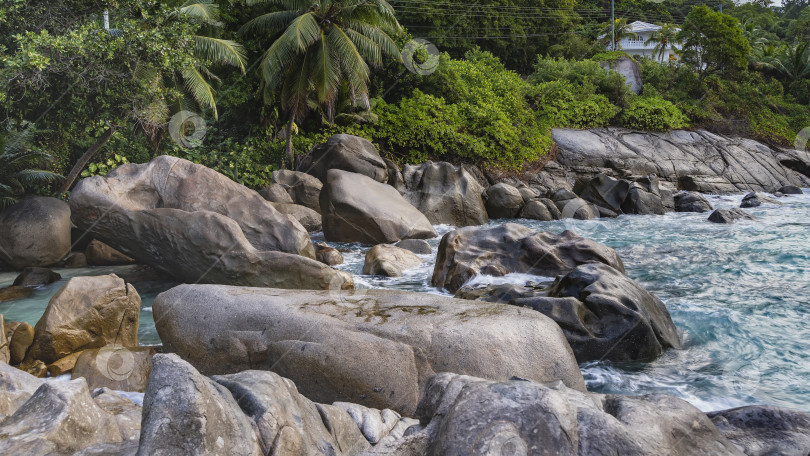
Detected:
left=2, top=190, right=807, bottom=413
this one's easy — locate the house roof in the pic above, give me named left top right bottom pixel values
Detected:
left=628, top=21, right=662, bottom=33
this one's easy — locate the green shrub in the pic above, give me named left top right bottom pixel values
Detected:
left=534, top=81, right=621, bottom=129
left=81, top=153, right=129, bottom=178
left=621, top=96, right=690, bottom=131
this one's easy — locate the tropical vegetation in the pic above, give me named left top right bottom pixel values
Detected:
left=1, top=0, right=809, bottom=194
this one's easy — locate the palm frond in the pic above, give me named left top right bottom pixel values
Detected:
left=181, top=65, right=218, bottom=119
left=246, top=0, right=315, bottom=8
left=260, top=12, right=320, bottom=82
left=180, top=0, right=219, bottom=21
left=14, top=169, right=63, bottom=185
left=193, top=35, right=247, bottom=72
left=239, top=11, right=300, bottom=36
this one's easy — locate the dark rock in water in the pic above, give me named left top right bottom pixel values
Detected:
left=578, top=173, right=666, bottom=216
left=0, top=286, right=34, bottom=302
left=153, top=285, right=586, bottom=415
left=622, top=177, right=667, bottom=215
left=390, top=373, right=745, bottom=456
left=597, top=205, right=620, bottom=218
left=258, top=182, right=294, bottom=204
left=85, top=240, right=135, bottom=266
left=320, top=169, right=437, bottom=244
left=314, top=242, right=344, bottom=266
left=579, top=173, right=631, bottom=213
left=213, top=370, right=370, bottom=455
left=395, top=239, right=432, bottom=255
left=777, top=185, right=803, bottom=195
left=13, top=267, right=61, bottom=287
left=299, top=134, right=388, bottom=183
left=272, top=169, right=323, bottom=213
left=709, top=208, right=758, bottom=224
left=707, top=405, right=810, bottom=456
left=551, top=189, right=599, bottom=219
left=515, top=263, right=681, bottom=362
left=402, top=162, right=488, bottom=226
left=519, top=199, right=556, bottom=221
left=432, top=223, right=623, bottom=293
left=740, top=192, right=783, bottom=208
left=0, top=196, right=72, bottom=269
left=552, top=128, right=809, bottom=193
left=363, top=244, right=423, bottom=277
left=675, top=191, right=714, bottom=213
left=138, top=354, right=263, bottom=455
left=485, top=183, right=524, bottom=219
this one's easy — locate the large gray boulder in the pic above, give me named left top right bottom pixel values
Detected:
left=213, top=370, right=371, bottom=455
left=300, top=134, right=388, bottom=183
left=514, top=263, right=681, bottom=362
left=153, top=285, right=586, bottom=415
left=272, top=169, right=323, bottom=213
left=708, top=406, right=810, bottom=456
left=485, top=183, right=524, bottom=219
left=398, top=373, right=746, bottom=456
left=402, top=162, right=488, bottom=226
left=70, top=156, right=351, bottom=290
left=0, top=196, right=71, bottom=269
left=321, top=169, right=437, bottom=244
left=137, top=354, right=263, bottom=456
left=432, top=223, right=624, bottom=293
left=552, top=128, right=809, bottom=193
left=674, top=191, right=713, bottom=213
left=0, top=379, right=123, bottom=455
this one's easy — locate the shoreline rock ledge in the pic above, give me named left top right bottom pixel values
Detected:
left=152, top=285, right=586, bottom=416
left=70, top=155, right=352, bottom=290
left=544, top=128, right=810, bottom=194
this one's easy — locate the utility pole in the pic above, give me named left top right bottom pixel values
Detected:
left=103, top=9, right=110, bottom=30
left=611, top=0, right=615, bottom=51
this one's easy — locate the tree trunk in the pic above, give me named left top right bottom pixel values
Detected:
left=58, top=124, right=116, bottom=194
left=284, top=111, right=295, bottom=170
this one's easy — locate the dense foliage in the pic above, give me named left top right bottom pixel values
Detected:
left=1, top=0, right=809, bottom=190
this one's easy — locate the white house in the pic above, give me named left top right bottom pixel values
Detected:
left=605, top=21, right=681, bottom=62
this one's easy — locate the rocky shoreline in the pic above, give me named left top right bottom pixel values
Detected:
left=1, top=130, right=809, bottom=454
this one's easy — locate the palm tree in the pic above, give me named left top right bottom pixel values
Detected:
left=0, top=126, right=63, bottom=208
left=600, top=18, right=636, bottom=51
left=135, top=0, right=247, bottom=142
left=240, top=0, right=402, bottom=168
left=645, top=23, right=679, bottom=63
left=740, top=19, right=769, bottom=48
left=760, top=42, right=810, bottom=87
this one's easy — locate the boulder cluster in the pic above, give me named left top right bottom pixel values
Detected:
left=0, top=131, right=808, bottom=454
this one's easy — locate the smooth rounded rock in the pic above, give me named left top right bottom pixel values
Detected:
left=485, top=183, right=524, bottom=219
left=363, top=244, right=423, bottom=277
left=153, top=285, right=586, bottom=416
left=0, top=197, right=71, bottom=269
left=395, top=239, right=432, bottom=255
left=402, top=162, right=488, bottom=226
left=320, top=169, right=437, bottom=244
left=674, top=191, right=713, bottom=213
left=299, top=134, right=388, bottom=183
